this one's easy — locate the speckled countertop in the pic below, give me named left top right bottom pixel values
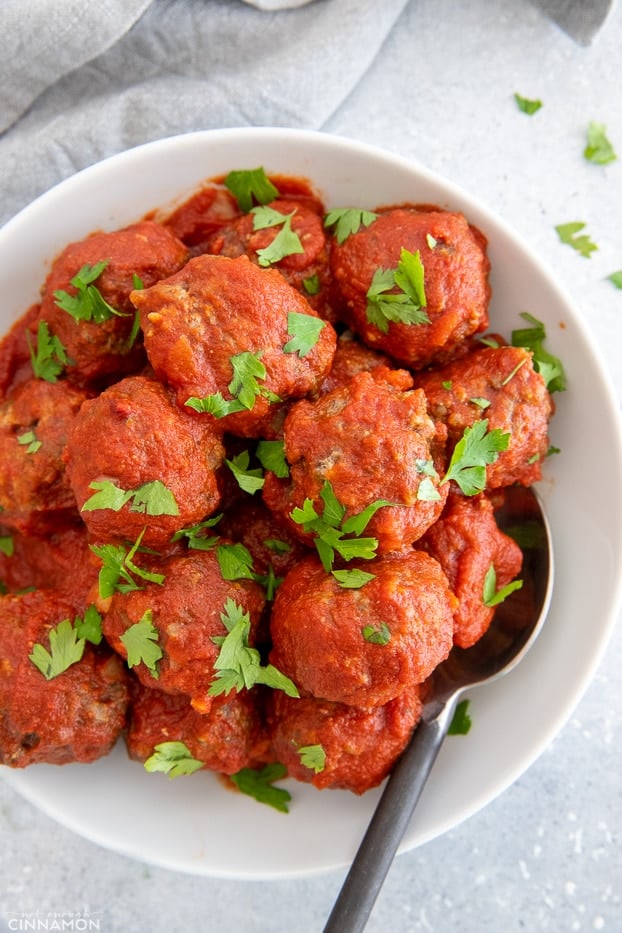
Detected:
left=1, top=1, right=621, bottom=930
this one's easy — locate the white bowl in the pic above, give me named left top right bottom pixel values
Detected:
left=1, top=128, right=621, bottom=879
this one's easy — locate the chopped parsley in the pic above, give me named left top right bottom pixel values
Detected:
left=366, top=248, right=429, bottom=334
left=290, top=481, right=392, bottom=573
left=607, top=270, right=622, bottom=289
left=90, top=528, right=165, bottom=599
left=74, top=604, right=104, bottom=645
left=172, top=515, right=221, bottom=550
left=0, top=535, right=14, bottom=557
left=120, top=609, right=163, bottom=678
left=81, top=479, right=179, bottom=516
left=584, top=121, right=617, bottom=165
left=441, top=420, right=510, bottom=496
left=256, top=439, right=290, bottom=478
left=283, top=311, right=326, bottom=358
left=331, top=568, right=376, bottom=589
left=230, top=762, right=291, bottom=813
left=514, top=93, right=542, bottom=115
left=448, top=699, right=472, bottom=736
left=185, top=350, right=280, bottom=417
left=17, top=430, right=41, bottom=454
left=303, top=274, right=320, bottom=295
left=298, top=744, right=326, bottom=774
left=53, top=260, right=125, bottom=323
left=224, top=167, right=279, bottom=213
left=482, top=564, right=523, bottom=607
left=511, top=312, right=566, bottom=392
left=361, top=621, right=391, bottom=646
left=555, top=221, right=598, bottom=258
left=324, top=207, right=378, bottom=244
left=29, top=618, right=85, bottom=680
left=225, top=450, right=265, bottom=495
left=250, top=206, right=304, bottom=267
left=209, top=598, right=299, bottom=698
left=27, top=320, right=70, bottom=382
left=144, top=741, right=203, bottom=778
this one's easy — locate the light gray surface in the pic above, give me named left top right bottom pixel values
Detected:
left=1, top=0, right=621, bottom=931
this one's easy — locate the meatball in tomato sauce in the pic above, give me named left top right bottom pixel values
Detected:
left=0, top=377, right=89, bottom=534
left=64, top=374, right=224, bottom=548
left=412, top=344, right=553, bottom=488
left=38, top=221, right=188, bottom=385
left=269, top=551, right=455, bottom=708
left=263, top=368, right=448, bottom=554
left=267, top=684, right=425, bottom=794
left=419, top=491, right=523, bottom=648
left=330, top=208, right=490, bottom=368
left=131, top=253, right=337, bottom=437
left=0, top=589, right=129, bottom=767
left=102, top=548, right=265, bottom=713
left=127, top=682, right=268, bottom=776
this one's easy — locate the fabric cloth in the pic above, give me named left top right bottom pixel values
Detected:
left=0, top=0, right=409, bottom=226
left=0, top=0, right=611, bottom=227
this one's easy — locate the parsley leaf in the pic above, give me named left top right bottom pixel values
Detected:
left=584, top=121, right=617, bottom=165
left=514, top=92, right=542, bottom=115
left=511, top=311, right=566, bottom=392
left=53, top=261, right=125, bottom=323
left=215, top=542, right=256, bottom=581
left=209, top=598, right=299, bottom=698
left=250, top=207, right=304, bottom=267
left=448, top=699, right=472, bottom=736
left=361, top=621, right=391, bottom=645
left=331, top=568, right=375, bottom=589
left=555, top=222, right=598, bottom=258
left=27, top=320, right=70, bottom=382
left=172, top=515, right=222, bottom=550
left=0, top=535, right=14, bottom=557
left=324, top=208, right=378, bottom=244
left=303, top=274, right=320, bottom=295
left=29, top=618, right=85, bottom=680
left=144, top=741, right=204, bottom=778
left=441, top=420, right=510, bottom=495
left=230, top=762, right=291, bottom=813
left=120, top=609, right=163, bottom=678
left=482, top=564, right=524, bottom=607
left=74, top=604, right=103, bottom=645
left=186, top=351, right=280, bottom=417
left=290, top=481, right=392, bottom=571
left=224, top=167, right=279, bottom=213
left=81, top=479, right=179, bottom=516
left=17, top=430, right=41, bottom=454
left=608, top=270, right=622, bottom=289
left=298, top=744, right=326, bottom=774
left=256, top=439, right=290, bottom=478
left=283, top=311, right=326, bottom=357
left=225, top=450, right=265, bottom=495
left=90, top=529, right=165, bottom=599
left=366, top=248, right=429, bottom=334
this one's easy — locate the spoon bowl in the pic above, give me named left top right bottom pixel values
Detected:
left=324, top=484, right=553, bottom=933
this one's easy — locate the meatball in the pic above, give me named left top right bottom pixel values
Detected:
left=0, top=377, right=89, bottom=533
left=126, top=682, right=268, bottom=776
left=262, top=369, right=448, bottom=554
left=38, top=220, right=189, bottom=384
left=419, top=491, right=523, bottom=648
left=131, top=253, right=337, bottom=437
left=0, top=589, right=129, bottom=767
left=0, top=521, right=98, bottom=604
left=330, top=207, right=490, bottom=368
left=269, top=551, right=456, bottom=707
left=207, top=197, right=334, bottom=317
left=64, top=375, right=224, bottom=547
left=102, top=548, right=266, bottom=712
left=267, top=685, right=424, bottom=794
left=412, top=344, right=553, bottom=487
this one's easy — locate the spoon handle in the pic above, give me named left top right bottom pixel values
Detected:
left=323, top=696, right=459, bottom=933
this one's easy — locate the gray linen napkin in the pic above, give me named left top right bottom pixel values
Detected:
left=0, top=0, right=409, bottom=226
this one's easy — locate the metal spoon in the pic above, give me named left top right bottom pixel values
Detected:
left=323, top=485, right=553, bottom=933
